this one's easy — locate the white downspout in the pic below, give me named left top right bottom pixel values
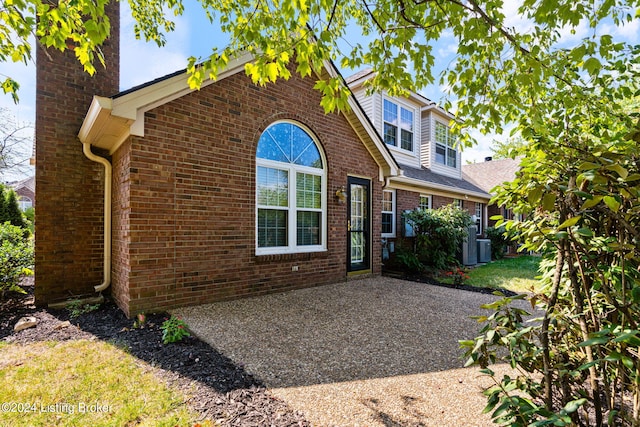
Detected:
left=82, top=142, right=112, bottom=292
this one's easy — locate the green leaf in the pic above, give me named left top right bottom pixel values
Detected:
left=575, top=228, right=593, bottom=237
left=581, top=195, right=603, bottom=210
left=578, top=335, right=609, bottom=347
left=542, top=192, right=555, bottom=211
left=605, top=163, right=628, bottom=179
left=603, top=195, right=621, bottom=212
left=612, top=330, right=640, bottom=347
left=558, top=216, right=581, bottom=230
left=563, top=398, right=587, bottom=414
left=583, top=57, right=601, bottom=76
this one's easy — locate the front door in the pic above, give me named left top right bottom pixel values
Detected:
left=347, top=177, right=371, bottom=272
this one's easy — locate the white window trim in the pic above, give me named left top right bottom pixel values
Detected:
left=434, top=120, right=458, bottom=169
left=381, top=189, right=396, bottom=238
left=419, top=194, right=432, bottom=210
left=255, top=121, right=328, bottom=256
left=475, top=202, right=484, bottom=236
left=383, top=97, right=416, bottom=155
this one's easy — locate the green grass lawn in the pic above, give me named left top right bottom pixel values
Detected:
left=0, top=340, right=208, bottom=427
left=440, top=255, right=542, bottom=294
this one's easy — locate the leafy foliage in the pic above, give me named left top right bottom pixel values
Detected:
left=0, top=0, right=114, bottom=102
left=66, top=299, right=101, bottom=319
left=484, top=226, right=509, bottom=260
left=462, top=93, right=640, bottom=425
left=0, top=184, right=25, bottom=228
left=0, top=222, right=33, bottom=299
left=403, top=204, right=473, bottom=270
left=161, top=315, right=191, bottom=344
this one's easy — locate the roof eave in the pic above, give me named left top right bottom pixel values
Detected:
left=78, top=52, right=254, bottom=154
left=388, top=174, right=491, bottom=202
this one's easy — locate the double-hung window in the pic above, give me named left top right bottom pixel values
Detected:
left=435, top=122, right=457, bottom=168
left=475, top=202, right=484, bottom=235
left=381, top=190, right=395, bottom=237
left=383, top=99, right=414, bottom=152
left=256, top=122, right=326, bottom=254
left=419, top=195, right=431, bottom=210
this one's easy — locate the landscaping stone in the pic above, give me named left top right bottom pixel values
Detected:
left=14, top=316, right=38, bottom=332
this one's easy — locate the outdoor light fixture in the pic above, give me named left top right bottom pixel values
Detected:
left=335, top=186, right=347, bottom=204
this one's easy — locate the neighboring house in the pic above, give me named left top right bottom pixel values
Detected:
left=346, top=70, right=491, bottom=244
left=462, top=157, right=521, bottom=228
left=34, top=3, right=404, bottom=316
left=7, top=176, right=35, bottom=210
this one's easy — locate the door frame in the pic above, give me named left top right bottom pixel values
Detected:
left=346, top=176, right=371, bottom=273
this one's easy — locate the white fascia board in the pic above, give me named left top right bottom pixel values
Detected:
left=78, top=96, right=134, bottom=151
left=80, top=52, right=254, bottom=154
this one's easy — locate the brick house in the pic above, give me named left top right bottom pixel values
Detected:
left=346, top=70, right=491, bottom=250
left=8, top=176, right=35, bottom=210
left=35, top=2, right=405, bottom=316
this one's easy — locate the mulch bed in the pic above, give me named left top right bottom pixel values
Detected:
left=383, top=270, right=518, bottom=297
left=0, top=277, right=309, bottom=427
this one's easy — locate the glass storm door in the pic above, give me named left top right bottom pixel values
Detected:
left=347, top=177, right=370, bottom=272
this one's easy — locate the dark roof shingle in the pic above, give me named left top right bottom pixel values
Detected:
left=462, top=158, right=520, bottom=194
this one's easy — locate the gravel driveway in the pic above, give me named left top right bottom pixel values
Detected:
left=175, top=276, right=520, bottom=426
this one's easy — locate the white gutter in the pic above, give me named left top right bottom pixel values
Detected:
left=82, top=142, right=112, bottom=292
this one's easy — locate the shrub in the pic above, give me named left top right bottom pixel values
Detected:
left=161, top=315, right=191, bottom=344
left=403, top=204, right=473, bottom=270
left=0, top=184, right=26, bottom=228
left=0, top=222, right=33, bottom=299
left=484, top=226, right=509, bottom=259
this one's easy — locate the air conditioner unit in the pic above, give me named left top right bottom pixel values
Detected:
left=462, top=225, right=477, bottom=266
left=477, top=239, right=491, bottom=263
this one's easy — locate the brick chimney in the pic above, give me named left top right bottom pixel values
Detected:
left=34, top=2, right=120, bottom=304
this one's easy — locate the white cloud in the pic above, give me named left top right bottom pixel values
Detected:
left=556, top=20, right=591, bottom=46
left=461, top=125, right=516, bottom=164
left=437, top=42, right=458, bottom=59
left=120, top=2, right=192, bottom=90
left=615, top=19, right=639, bottom=42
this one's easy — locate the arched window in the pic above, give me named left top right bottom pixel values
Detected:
left=256, top=121, right=326, bottom=254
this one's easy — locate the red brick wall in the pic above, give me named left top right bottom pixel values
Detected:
left=111, top=139, right=131, bottom=311
left=395, top=189, right=419, bottom=238
left=34, top=1, right=120, bottom=305
left=111, top=71, right=383, bottom=315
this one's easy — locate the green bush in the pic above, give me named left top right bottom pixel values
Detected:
left=484, top=226, right=509, bottom=259
left=0, top=184, right=26, bottom=228
left=403, top=204, right=473, bottom=270
left=462, top=107, right=640, bottom=425
left=0, top=222, right=34, bottom=299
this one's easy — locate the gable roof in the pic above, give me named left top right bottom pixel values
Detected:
left=78, top=54, right=400, bottom=178
left=345, top=68, right=459, bottom=122
left=8, top=176, right=35, bottom=194
left=462, top=158, right=520, bottom=194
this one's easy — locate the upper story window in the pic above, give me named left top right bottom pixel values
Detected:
left=256, top=122, right=326, bottom=255
left=383, top=99, right=414, bottom=152
left=435, top=122, right=457, bottom=168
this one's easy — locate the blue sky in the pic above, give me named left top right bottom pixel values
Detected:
left=1, top=1, right=638, bottom=181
